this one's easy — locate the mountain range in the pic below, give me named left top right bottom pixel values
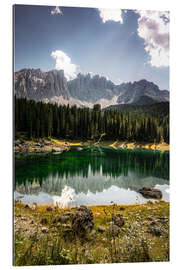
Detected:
left=14, top=68, right=169, bottom=108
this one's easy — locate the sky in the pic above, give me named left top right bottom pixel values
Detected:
left=14, top=5, right=169, bottom=90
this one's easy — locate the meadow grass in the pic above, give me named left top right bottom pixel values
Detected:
left=14, top=201, right=169, bottom=266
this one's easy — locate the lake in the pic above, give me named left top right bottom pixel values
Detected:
left=14, top=146, right=169, bottom=207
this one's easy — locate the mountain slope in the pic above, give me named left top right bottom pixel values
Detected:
left=14, top=68, right=169, bottom=107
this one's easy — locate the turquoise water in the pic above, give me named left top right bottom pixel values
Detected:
left=14, top=147, right=169, bottom=206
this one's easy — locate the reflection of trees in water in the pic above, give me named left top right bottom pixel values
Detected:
left=15, top=148, right=169, bottom=195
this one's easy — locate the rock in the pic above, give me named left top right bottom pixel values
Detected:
left=147, top=226, right=162, bottom=237
left=109, top=224, right=120, bottom=236
left=77, top=147, right=83, bottom=151
left=64, top=211, right=73, bottom=217
left=147, top=200, right=153, bottom=204
left=34, top=143, right=41, bottom=147
left=57, top=215, right=71, bottom=223
left=157, top=217, right=169, bottom=224
left=21, top=217, right=27, bottom=221
left=52, top=147, right=62, bottom=153
left=72, top=205, right=94, bottom=235
left=90, top=229, right=97, bottom=238
left=61, top=224, right=72, bottom=235
left=41, top=218, right=48, bottom=225
left=52, top=218, right=57, bottom=224
left=138, top=187, right=162, bottom=199
left=62, top=228, right=72, bottom=234
left=147, top=216, right=154, bottom=221
left=41, top=227, right=49, bottom=233
left=62, top=224, right=71, bottom=229
left=112, top=213, right=125, bottom=227
left=44, top=141, right=53, bottom=146
left=15, top=140, right=21, bottom=146
left=150, top=221, right=157, bottom=226
left=97, top=226, right=106, bottom=233
left=29, top=202, right=37, bottom=210
left=46, top=206, right=53, bottom=211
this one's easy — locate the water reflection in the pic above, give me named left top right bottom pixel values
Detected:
left=14, top=147, right=169, bottom=206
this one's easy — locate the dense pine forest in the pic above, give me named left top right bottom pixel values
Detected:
left=15, top=97, right=169, bottom=143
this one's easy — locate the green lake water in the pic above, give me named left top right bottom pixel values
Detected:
left=14, top=147, right=169, bottom=207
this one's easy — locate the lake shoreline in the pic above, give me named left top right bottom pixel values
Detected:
left=14, top=138, right=169, bottom=154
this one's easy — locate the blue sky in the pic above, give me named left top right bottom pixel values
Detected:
left=14, top=5, right=169, bottom=90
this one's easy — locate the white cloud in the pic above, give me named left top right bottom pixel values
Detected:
left=98, top=8, right=123, bottom=24
left=136, top=10, right=169, bottom=67
left=51, top=6, right=62, bottom=15
left=51, top=50, right=78, bottom=80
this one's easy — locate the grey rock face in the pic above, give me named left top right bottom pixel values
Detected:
left=14, top=69, right=169, bottom=106
left=116, top=79, right=169, bottom=105
left=14, top=68, right=69, bottom=101
left=68, top=73, right=115, bottom=103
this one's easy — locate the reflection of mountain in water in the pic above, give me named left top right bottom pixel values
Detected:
left=15, top=147, right=169, bottom=196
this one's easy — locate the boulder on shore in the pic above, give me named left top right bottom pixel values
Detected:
left=52, top=147, right=63, bottom=153
left=138, top=187, right=162, bottom=199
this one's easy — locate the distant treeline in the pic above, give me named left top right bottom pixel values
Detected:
left=15, top=97, right=169, bottom=143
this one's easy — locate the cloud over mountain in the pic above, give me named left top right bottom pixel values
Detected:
left=51, top=50, right=78, bottom=80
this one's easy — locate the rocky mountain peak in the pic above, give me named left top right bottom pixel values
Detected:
left=14, top=68, right=169, bottom=107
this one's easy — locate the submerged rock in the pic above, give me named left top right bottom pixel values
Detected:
left=138, top=187, right=162, bottom=199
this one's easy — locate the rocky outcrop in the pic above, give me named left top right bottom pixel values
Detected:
left=112, top=213, right=125, bottom=227
left=14, top=69, right=70, bottom=101
left=116, top=79, right=169, bottom=105
left=138, top=187, right=162, bottom=199
left=14, top=69, right=169, bottom=107
left=71, top=205, right=94, bottom=235
left=68, top=73, right=115, bottom=103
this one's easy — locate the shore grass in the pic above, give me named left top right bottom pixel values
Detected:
left=14, top=201, right=169, bottom=266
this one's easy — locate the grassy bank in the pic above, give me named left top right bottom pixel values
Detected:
left=14, top=201, right=169, bottom=266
